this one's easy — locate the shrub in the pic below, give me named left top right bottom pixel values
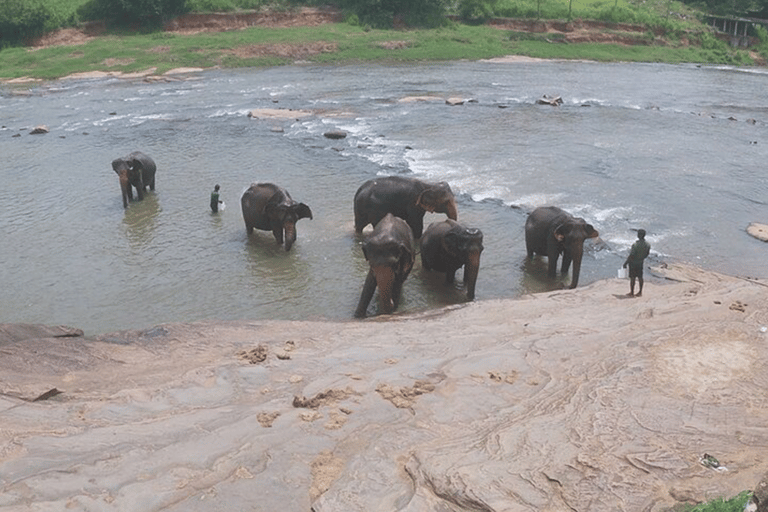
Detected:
left=79, top=0, right=189, bottom=28
left=458, top=0, right=499, bottom=23
left=0, top=0, right=58, bottom=46
left=337, top=0, right=449, bottom=28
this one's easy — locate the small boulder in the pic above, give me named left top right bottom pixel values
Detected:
left=445, top=97, right=465, bottom=106
left=29, top=125, right=49, bottom=135
left=324, top=130, right=347, bottom=140
left=747, top=223, right=768, bottom=242
left=747, top=468, right=768, bottom=511
left=537, top=95, right=563, bottom=106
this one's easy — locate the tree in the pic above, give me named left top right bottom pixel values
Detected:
left=339, top=0, right=448, bottom=28
left=0, top=0, right=55, bottom=47
left=80, top=0, right=188, bottom=28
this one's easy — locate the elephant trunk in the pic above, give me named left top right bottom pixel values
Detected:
left=283, top=222, right=296, bottom=251
left=443, top=199, right=458, bottom=221
left=120, top=173, right=130, bottom=208
left=372, top=265, right=397, bottom=314
left=569, top=249, right=583, bottom=289
left=464, top=250, right=481, bottom=300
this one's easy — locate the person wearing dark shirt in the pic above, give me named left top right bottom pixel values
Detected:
left=623, top=229, right=651, bottom=297
left=210, top=184, right=221, bottom=213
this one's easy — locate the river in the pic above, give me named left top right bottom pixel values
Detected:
left=1, top=59, right=766, bottom=334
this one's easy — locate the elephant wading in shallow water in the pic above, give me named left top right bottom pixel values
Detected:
left=355, top=213, right=415, bottom=318
left=111, top=151, right=156, bottom=208
left=420, top=219, right=484, bottom=300
left=525, top=206, right=599, bottom=289
left=241, top=183, right=313, bottom=251
left=354, top=176, right=458, bottom=239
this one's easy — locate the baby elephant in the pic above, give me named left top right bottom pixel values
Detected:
left=111, top=151, right=156, bottom=208
left=420, top=219, right=484, bottom=300
left=241, top=183, right=312, bottom=251
left=355, top=213, right=415, bottom=318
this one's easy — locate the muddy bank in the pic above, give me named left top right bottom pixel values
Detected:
left=1, top=263, right=768, bottom=511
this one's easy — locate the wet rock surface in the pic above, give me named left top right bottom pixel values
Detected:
left=1, top=263, right=767, bottom=511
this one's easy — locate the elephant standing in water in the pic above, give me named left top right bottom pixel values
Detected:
left=241, top=183, right=313, bottom=252
left=525, top=206, right=599, bottom=289
left=111, top=151, right=156, bottom=208
left=420, top=219, right=484, bottom=300
left=355, top=213, right=415, bottom=318
left=354, top=176, right=458, bottom=239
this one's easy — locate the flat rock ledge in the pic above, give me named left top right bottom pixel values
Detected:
left=248, top=108, right=313, bottom=120
left=1, top=262, right=768, bottom=511
left=748, top=222, right=768, bottom=242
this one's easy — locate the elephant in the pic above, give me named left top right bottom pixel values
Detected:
left=111, top=151, right=156, bottom=208
left=241, top=183, right=313, bottom=251
left=353, top=176, right=458, bottom=239
left=354, top=213, right=415, bottom=318
left=525, top=206, right=599, bottom=289
left=420, top=219, right=484, bottom=300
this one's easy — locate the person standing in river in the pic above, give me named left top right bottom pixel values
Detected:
left=210, top=184, right=222, bottom=213
left=623, top=229, right=651, bottom=297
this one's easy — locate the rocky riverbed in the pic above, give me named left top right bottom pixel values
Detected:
left=1, top=262, right=768, bottom=511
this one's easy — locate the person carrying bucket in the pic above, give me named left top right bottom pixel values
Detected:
left=623, top=229, right=651, bottom=297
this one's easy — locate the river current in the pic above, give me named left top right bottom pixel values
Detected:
left=1, top=59, right=767, bottom=334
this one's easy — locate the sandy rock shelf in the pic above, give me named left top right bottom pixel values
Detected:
left=1, top=262, right=768, bottom=511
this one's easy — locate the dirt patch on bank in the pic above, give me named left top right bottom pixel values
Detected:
left=164, top=7, right=343, bottom=34
left=489, top=17, right=666, bottom=45
left=223, top=41, right=338, bottom=60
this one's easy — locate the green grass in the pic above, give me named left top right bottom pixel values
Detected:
left=673, top=491, right=752, bottom=512
left=0, top=18, right=756, bottom=80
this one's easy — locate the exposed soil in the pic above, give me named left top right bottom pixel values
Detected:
left=31, top=7, right=665, bottom=53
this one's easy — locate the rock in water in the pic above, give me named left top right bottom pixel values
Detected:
left=747, top=222, right=768, bottom=242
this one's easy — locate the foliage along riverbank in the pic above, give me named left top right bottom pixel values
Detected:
left=1, top=8, right=766, bottom=82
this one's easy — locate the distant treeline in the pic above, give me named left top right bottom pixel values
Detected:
left=2, top=0, right=767, bottom=48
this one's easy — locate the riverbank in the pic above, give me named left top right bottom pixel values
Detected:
left=2, top=262, right=767, bottom=510
left=1, top=7, right=763, bottom=83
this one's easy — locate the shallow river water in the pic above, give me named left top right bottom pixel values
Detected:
left=1, top=60, right=767, bottom=333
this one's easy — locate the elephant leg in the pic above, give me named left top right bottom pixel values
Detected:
left=561, top=253, right=572, bottom=274
left=355, top=270, right=378, bottom=318
left=547, top=254, right=559, bottom=278
left=410, top=217, right=424, bottom=239
left=272, top=227, right=284, bottom=246
left=391, top=277, right=405, bottom=310
left=446, top=269, right=456, bottom=284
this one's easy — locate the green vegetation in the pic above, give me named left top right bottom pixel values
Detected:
left=0, top=17, right=759, bottom=80
left=673, top=491, right=752, bottom=512
left=0, top=0, right=765, bottom=79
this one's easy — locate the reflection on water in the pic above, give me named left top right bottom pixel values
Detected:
left=121, top=193, right=161, bottom=249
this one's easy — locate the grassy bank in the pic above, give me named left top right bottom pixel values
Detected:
left=0, top=17, right=763, bottom=81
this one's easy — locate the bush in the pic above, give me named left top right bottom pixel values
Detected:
left=0, top=0, right=58, bottom=46
left=337, top=0, right=449, bottom=28
left=458, top=0, right=499, bottom=23
left=79, top=0, right=189, bottom=28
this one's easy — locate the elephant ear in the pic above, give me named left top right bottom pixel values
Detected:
left=265, top=202, right=285, bottom=218
left=415, top=182, right=451, bottom=212
left=553, top=223, right=569, bottom=242
left=295, top=203, right=313, bottom=220
left=442, top=231, right=460, bottom=255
